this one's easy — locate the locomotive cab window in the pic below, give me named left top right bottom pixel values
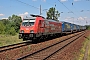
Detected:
left=22, top=18, right=35, bottom=26
left=22, top=22, right=34, bottom=26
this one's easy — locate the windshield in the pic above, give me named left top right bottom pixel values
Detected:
left=22, top=22, right=34, bottom=26
left=22, top=18, right=35, bottom=26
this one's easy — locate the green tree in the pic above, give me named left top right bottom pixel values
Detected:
left=5, top=22, right=12, bottom=34
left=0, top=14, right=22, bottom=35
left=8, top=14, right=22, bottom=32
left=0, top=21, right=5, bottom=34
left=1, top=19, right=9, bottom=25
left=46, top=7, right=60, bottom=21
left=55, top=10, right=60, bottom=20
left=8, top=27, right=16, bottom=36
left=86, top=25, right=90, bottom=30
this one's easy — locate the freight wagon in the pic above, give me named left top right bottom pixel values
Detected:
left=61, top=21, right=72, bottom=33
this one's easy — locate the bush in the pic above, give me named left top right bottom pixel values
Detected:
left=0, top=22, right=5, bottom=34
left=8, top=27, right=16, bottom=36
left=0, top=14, right=22, bottom=36
left=86, top=25, right=90, bottom=30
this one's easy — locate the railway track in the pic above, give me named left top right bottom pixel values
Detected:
left=0, top=32, right=81, bottom=53
left=17, top=31, right=85, bottom=60
left=0, top=41, right=31, bottom=52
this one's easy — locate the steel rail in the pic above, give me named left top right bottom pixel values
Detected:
left=0, top=41, right=31, bottom=52
left=17, top=31, right=85, bottom=60
left=43, top=33, right=85, bottom=60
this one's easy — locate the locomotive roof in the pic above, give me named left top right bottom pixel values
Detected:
left=60, top=21, right=71, bottom=23
left=30, top=14, right=45, bottom=19
left=60, top=21, right=83, bottom=26
left=45, top=19, right=60, bottom=23
left=23, top=17, right=36, bottom=20
left=23, top=17, right=36, bottom=22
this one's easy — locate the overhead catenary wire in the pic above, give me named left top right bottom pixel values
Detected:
left=15, top=0, right=39, bottom=9
left=15, top=0, right=49, bottom=15
left=68, top=0, right=77, bottom=10
left=58, top=0, right=79, bottom=18
left=15, top=0, right=90, bottom=16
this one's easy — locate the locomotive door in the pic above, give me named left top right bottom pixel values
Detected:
left=39, top=20, right=45, bottom=33
left=44, top=21, right=49, bottom=33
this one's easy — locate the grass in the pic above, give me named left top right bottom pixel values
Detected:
left=0, top=33, right=23, bottom=47
left=87, top=37, right=90, bottom=60
left=77, top=36, right=90, bottom=60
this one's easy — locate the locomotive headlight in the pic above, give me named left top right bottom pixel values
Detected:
left=30, top=30, right=34, bottom=33
left=21, top=30, right=24, bottom=33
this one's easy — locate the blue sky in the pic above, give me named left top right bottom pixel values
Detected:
left=0, top=0, right=90, bottom=25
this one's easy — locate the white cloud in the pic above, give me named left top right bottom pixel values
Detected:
left=0, top=14, right=4, bottom=16
left=65, top=17, right=87, bottom=20
left=19, top=12, right=29, bottom=16
left=77, top=17, right=87, bottom=20
left=60, top=0, right=68, bottom=2
left=65, top=17, right=73, bottom=20
left=24, top=12, right=28, bottom=15
left=74, top=0, right=81, bottom=2
left=1, top=18, right=8, bottom=19
left=18, top=12, right=29, bottom=20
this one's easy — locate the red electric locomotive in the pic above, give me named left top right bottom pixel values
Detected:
left=19, top=14, right=62, bottom=41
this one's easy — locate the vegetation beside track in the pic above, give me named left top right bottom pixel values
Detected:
left=78, top=35, right=90, bottom=60
left=86, top=25, right=90, bottom=30
left=0, top=15, right=22, bottom=36
left=0, top=15, right=23, bottom=47
left=87, top=36, right=90, bottom=60
left=0, top=34, right=23, bottom=47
